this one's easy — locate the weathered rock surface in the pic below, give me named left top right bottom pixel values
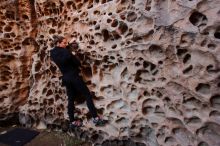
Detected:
left=0, top=0, right=220, bottom=146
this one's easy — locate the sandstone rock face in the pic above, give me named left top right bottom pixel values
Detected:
left=1, top=0, right=220, bottom=146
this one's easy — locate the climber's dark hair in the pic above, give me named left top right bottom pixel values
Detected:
left=52, top=35, right=65, bottom=47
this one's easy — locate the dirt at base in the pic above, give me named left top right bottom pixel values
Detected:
left=0, top=126, right=91, bottom=146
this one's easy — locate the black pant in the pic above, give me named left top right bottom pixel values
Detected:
left=63, top=74, right=98, bottom=122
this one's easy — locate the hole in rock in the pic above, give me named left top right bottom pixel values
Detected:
left=149, top=45, right=163, bottom=58
left=206, top=64, right=219, bottom=73
left=127, top=11, right=137, bottom=22
left=111, top=19, right=118, bottom=27
left=4, top=33, right=10, bottom=38
left=185, top=116, right=201, bottom=125
left=164, top=136, right=176, bottom=143
left=189, top=11, right=207, bottom=26
left=183, top=65, right=193, bottom=74
left=195, top=83, right=210, bottom=94
left=22, top=14, right=29, bottom=20
left=48, top=98, right=54, bottom=106
left=183, top=97, right=202, bottom=107
left=152, top=70, right=158, bottom=76
left=101, top=29, right=110, bottom=41
left=112, top=31, right=121, bottom=40
left=46, top=89, right=53, bottom=96
left=89, top=40, right=95, bottom=45
left=143, top=61, right=150, bottom=68
left=214, top=29, right=220, bottom=39
left=5, top=10, right=15, bottom=19
left=207, top=43, right=216, bottom=49
left=49, top=28, right=56, bottom=34
left=163, top=96, right=171, bottom=103
left=101, top=0, right=107, bottom=4
left=135, top=62, right=141, bottom=66
left=115, top=117, right=128, bottom=124
left=112, top=44, right=117, bottom=49
left=145, top=0, right=152, bottom=11
left=4, top=26, right=12, bottom=32
left=95, top=24, right=100, bottom=30
left=158, top=61, right=163, bottom=65
left=150, top=63, right=156, bottom=71
left=87, top=4, right=93, bottom=9
left=209, top=110, right=220, bottom=118
left=201, top=39, right=207, bottom=46
left=118, top=21, right=128, bottom=34
left=0, top=97, right=4, bottom=102
left=183, top=54, right=191, bottom=64
left=82, top=66, right=92, bottom=78
left=210, top=94, right=220, bottom=108
left=196, top=122, right=220, bottom=141
left=198, top=141, right=209, bottom=146
left=107, top=18, right=112, bottom=23
left=206, top=64, right=213, bottom=72
left=142, top=106, right=154, bottom=115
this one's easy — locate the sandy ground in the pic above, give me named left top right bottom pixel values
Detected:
left=0, top=125, right=91, bottom=146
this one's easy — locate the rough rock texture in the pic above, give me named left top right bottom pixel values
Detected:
left=1, top=0, right=220, bottom=146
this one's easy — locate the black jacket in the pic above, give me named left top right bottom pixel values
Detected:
left=50, top=47, right=81, bottom=79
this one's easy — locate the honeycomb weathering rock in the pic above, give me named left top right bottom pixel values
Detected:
left=0, top=0, right=220, bottom=145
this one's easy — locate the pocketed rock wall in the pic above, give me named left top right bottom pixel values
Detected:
left=0, top=0, right=220, bottom=146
